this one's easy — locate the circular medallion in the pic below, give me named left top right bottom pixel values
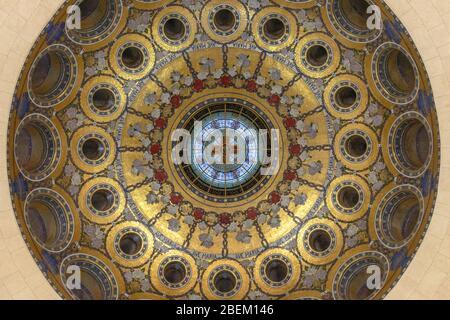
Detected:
left=329, top=247, right=389, bottom=300
left=80, top=75, right=127, bottom=123
left=334, top=123, right=379, bottom=171
left=70, top=126, right=116, bottom=173
left=295, top=33, right=341, bottom=78
left=27, top=44, right=82, bottom=108
left=152, top=6, right=198, bottom=52
left=384, top=111, right=433, bottom=178
left=106, top=221, right=154, bottom=267
left=60, top=249, right=125, bottom=300
left=201, top=0, right=248, bottom=44
left=65, top=0, right=127, bottom=49
left=150, top=250, right=198, bottom=297
left=78, top=178, right=126, bottom=224
left=297, top=218, right=344, bottom=265
left=369, top=184, right=425, bottom=249
left=252, top=7, right=298, bottom=52
left=321, top=0, right=383, bottom=47
left=324, top=74, right=368, bottom=120
left=109, top=34, right=156, bottom=80
left=326, top=175, right=371, bottom=222
left=14, top=114, right=65, bottom=181
left=254, top=248, right=301, bottom=295
left=201, top=259, right=250, bottom=300
left=24, top=188, right=79, bottom=253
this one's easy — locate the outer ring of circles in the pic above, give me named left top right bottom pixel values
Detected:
left=24, top=188, right=75, bottom=253
left=14, top=114, right=63, bottom=182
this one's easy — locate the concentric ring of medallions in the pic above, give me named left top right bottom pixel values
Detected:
left=70, top=126, right=116, bottom=173
left=65, top=0, right=128, bottom=49
left=369, top=183, right=424, bottom=249
left=334, top=123, right=379, bottom=171
left=328, top=246, right=390, bottom=300
left=109, top=33, right=156, bottom=80
left=201, top=259, right=250, bottom=300
left=150, top=250, right=198, bottom=297
left=383, top=111, right=433, bottom=178
left=254, top=248, right=301, bottom=295
left=152, top=6, right=198, bottom=52
left=14, top=113, right=65, bottom=182
left=326, top=175, right=371, bottom=222
left=252, top=7, right=298, bottom=52
left=295, top=33, right=341, bottom=78
left=27, top=44, right=82, bottom=108
left=297, top=218, right=344, bottom=265
left=80, top=75, right=127, bottom=123
left=367, top=42, right=420, bottom=105
left=321, top=0, right=383, bottom=47
left=106, top=221, right=154, bottom=267
left=324, top=74, right=368, bottom=120
left=24, top=187, right=79, bottom=253
left=200, top=0, right=248, bottom=43
left=60, top=249, right=125, bottom=300
left=78, top=177, right=126, bottom=224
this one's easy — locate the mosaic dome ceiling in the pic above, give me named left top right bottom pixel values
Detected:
left=6, top=0, right=440, bottom=300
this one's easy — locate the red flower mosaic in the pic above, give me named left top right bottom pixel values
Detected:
left=155, top=169, right=168, bottom=183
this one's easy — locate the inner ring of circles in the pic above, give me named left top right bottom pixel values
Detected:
left=330, top=81, right=362, bottom=113
left=208, top=265, right=242, bottom=298
left=300, top=40, right=334, bottom=71
left=339, top=129, right=373, bottom=163
left=158, top=256, right=192, bottom=289
left=116, top=42, right=150, bottom=73
left=260, top=254, right=293, bottom=287
left=208, top=5, right=240, bottom=36
left=159, top=14, right=191, bottom=45
left=259, top=14, right=290, bottom=45
left=77, top=133, right=111, bottom=166
left=303, top=224, right=337, bottom=257
left=88, top=84, right=121, bottom=116
left=332, top=181, right=365, bottom=214
left=86, top=183, right=120, bottom=217
left=113, top=227, right=148, bottom=260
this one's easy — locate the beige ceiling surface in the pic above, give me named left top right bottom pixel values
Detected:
left=0, top=0, right=449, bottom=300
